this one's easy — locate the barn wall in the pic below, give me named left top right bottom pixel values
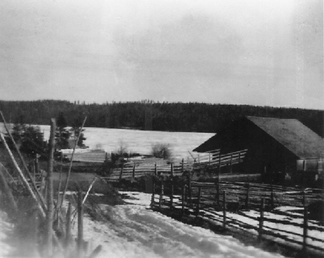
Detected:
left=197, top=118, right=298, bottom=183
left=243, top=122, right=297, bottom=183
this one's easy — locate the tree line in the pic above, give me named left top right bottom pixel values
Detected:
left=0, top=99, right=323, bottom=137
left=3, top=111, right=86, bottom=160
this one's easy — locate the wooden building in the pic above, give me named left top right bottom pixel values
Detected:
left=193, top=116, right=324, bottom=185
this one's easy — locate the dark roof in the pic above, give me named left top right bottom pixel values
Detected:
left=246, top=116, right=324, bottom=159
left=194, top=116, right=324, bottom=159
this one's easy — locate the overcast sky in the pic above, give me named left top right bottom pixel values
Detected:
left=0, top=0, right=323, bottom=109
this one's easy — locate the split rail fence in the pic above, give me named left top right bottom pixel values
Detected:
left=105, top=149, right=249, bottom=182
left=151, top=178, right=324, bottom=257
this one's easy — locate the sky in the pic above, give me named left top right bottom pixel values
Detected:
left=0, top=0, right=323, bottom=110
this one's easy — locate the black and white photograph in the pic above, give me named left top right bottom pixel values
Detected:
left=0, top=0, right=323, bottom=257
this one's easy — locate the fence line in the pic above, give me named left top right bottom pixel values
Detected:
left=106, top=149, right=249, bottom=182
left=151, top=178, right=324, bottom=257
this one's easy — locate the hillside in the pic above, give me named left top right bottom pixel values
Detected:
left=0, top=100, right=323, bottom=137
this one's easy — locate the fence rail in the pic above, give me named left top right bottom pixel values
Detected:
left=151, top=178, right=324, bottom=257
left=106, top=149, right=249, bottom=182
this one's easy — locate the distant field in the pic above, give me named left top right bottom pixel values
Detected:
left=38, top=126, right=214, bottom=160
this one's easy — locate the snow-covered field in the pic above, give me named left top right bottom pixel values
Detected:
left=78, top=192, right=284, bottom=258
left=37, top=125, right=214, bottom=160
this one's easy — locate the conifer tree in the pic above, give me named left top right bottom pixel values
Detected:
left=55, top=112, right=70, bottom=149
left=70, top=116, right=86, bottom=148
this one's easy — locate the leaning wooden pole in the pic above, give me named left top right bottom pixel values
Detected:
left=60, top=116, right=87, bottom=209
left=0, top=165, right=18, bottom=213
left=45, top=118, right=56, bottom=256
left=1, top=132, right=62, bottom=252
left=0, top=132, right=46, bottom=218
left=0, top=111, right=46, bottom=209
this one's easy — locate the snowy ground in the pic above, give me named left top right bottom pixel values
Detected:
left=0, top=211, right=13, bottom=257
left=78, top=191, right=284, bottom=258
left=156, top=195, right=324, bottom=257
left=0, top=192, right=286, bottom=258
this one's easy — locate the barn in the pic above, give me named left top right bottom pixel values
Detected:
left=193, top=116, right=324, bottom=186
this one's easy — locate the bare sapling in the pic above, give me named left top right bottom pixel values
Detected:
left=59, top=116, right=87, bottom=210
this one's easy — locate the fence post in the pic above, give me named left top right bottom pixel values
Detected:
left=151, top=176, right=155, bottom=207
left=154, top=163, right=157, bottom=176
left=215, top=179, right=220, bottom=208
left=181, top=159, right=184, bottom=174
left=132, top=164, right=135, bottom=179
left=35, top=154, right=40, bottom=179
left=196, top=187, right=201, bottom=218
left=222, top=191, right=226, bottom=230
left=258, top=198, right=264, bottom=242
left=170, top=178, right=174, bottom=208
left=119, top=164, right=124, bottom=181
left=245, top=183, right=250, bottom=209
left=159, top=180, right=164, bottom=210
left=181, top=185, right=185, bottom=216
left=270, top=186, right=274, bottom=210
left=78, top=190, right=84, bottom=257
left=188, top=172, right=192, bottom=207
left=303, top=205, right=308, bottom=254
left=302, top=191, right=306, bottom=207
left=230, top=154, right=233, bottom=173
left=218, top=154, right=221, bottom=177
left=171, top=163, right=174, bottom=177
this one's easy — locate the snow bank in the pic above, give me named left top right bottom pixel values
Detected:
left=0, top=211, right=13, bottom=257
left=79, top=192, right=283, bottom=258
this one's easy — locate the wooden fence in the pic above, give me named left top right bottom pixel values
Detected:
left=105, top=149, right=249, bottom=182
left=151, top=178, right=324, bottom=257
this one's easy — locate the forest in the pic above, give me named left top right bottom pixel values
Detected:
left=0, top=99, right=323, bottom=137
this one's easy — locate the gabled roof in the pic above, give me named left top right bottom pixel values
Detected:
left=194, top=116, right=324, bottom=159
left=247, top=116, right=324, bottom=158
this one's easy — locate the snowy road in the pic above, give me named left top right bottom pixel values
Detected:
left=82, top=192, right=283, bottom=258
